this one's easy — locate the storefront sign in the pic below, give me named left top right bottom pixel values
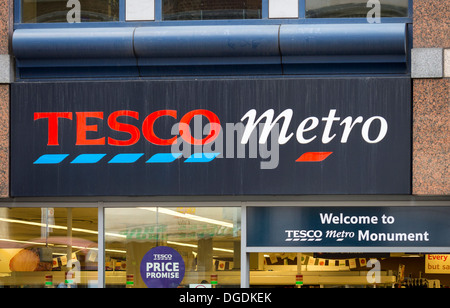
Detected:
left=140, top=246, right=185, bottom=288
left=425, top=255, right=450, bottom=274
left=247, top=207, right=450, bottom=248
left=11, top=78, right=411, bottom=196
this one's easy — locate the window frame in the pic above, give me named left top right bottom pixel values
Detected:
left=14, top=0, right=413, bottom=29
left=2, top=199, right=449, bottom=288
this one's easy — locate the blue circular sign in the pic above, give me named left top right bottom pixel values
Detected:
left=140, top=246, right=185, bottom=288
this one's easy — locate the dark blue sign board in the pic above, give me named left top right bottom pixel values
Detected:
left=247, top=207, right=450, bottom=248
left=11, top=77, right=411, bottom=196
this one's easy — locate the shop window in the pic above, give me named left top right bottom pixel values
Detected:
left=306, top=0, right=408, bottom=18
left=21, top=0, right=120, bottom=23
left=15, top=0, right=413, bottom=26
left=249, top=252, right=448, bottom=288
left=105, top=207, right=241, bottom=288
left=0, top=208, right=98, bottom=288
left=162, top=0, right=262, bottom=20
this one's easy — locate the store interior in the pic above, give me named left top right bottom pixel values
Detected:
left=248, top=252, right=446, bottom=288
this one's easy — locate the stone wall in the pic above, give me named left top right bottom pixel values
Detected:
left=412, top=0, right=449, bottom=195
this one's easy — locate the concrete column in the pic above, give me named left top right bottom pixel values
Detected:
left=197, top=238, right=213, bottom=272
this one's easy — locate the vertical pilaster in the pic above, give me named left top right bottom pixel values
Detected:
left=0, top=0, right=11, bottom=198
left=412, top=0, right=450, bottom=195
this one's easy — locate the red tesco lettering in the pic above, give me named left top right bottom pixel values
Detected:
left=34, top=110, right=221, bottom=146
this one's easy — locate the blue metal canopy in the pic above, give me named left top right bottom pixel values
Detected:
left=12, top=23, right=408, bottom=79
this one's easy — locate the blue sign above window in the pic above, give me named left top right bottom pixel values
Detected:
left=247, top=207, right=450, bottom=248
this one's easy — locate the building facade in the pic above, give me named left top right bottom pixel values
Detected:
left=0, top=0, right=448, bottom=288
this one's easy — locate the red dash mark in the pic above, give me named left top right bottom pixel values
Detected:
left=296, top=152, right=333, bottom=162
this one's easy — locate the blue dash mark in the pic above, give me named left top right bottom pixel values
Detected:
left=71, top=154, right=106, bottom=164
left=185, top=153, right=220, bottom=163
left=34, top=154, right=69, bottom=164
left=109, top=153, right=144, bottom=164
left=146, top=153, right=182, bottom=163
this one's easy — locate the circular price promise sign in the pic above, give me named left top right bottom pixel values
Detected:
left=140, top=246, right=185, bottom=288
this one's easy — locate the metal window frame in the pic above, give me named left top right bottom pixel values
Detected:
left=98, top=201, right=246, bottom=288
left=2, top=198, right=449, bottom=288
left=13, top=0, right=413, bottom=29
left=68, top=199, right=450, bottom=288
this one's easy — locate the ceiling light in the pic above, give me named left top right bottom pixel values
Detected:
left=138, top=208, right=234, bottom=228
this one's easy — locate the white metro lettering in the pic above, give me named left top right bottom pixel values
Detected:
left=240, top=109, right=388, bottom=146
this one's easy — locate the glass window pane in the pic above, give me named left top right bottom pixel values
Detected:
left=105, top=207, right=241, bottom=288
left=0, top=208, right=98, bottom=288
left=249, top=252, right=447, bottom=288
left=163, top=0, right=262, bottom=20
left=22, top=0, right=120, bottom=23
left=306, top=0, right=408, bottom=18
